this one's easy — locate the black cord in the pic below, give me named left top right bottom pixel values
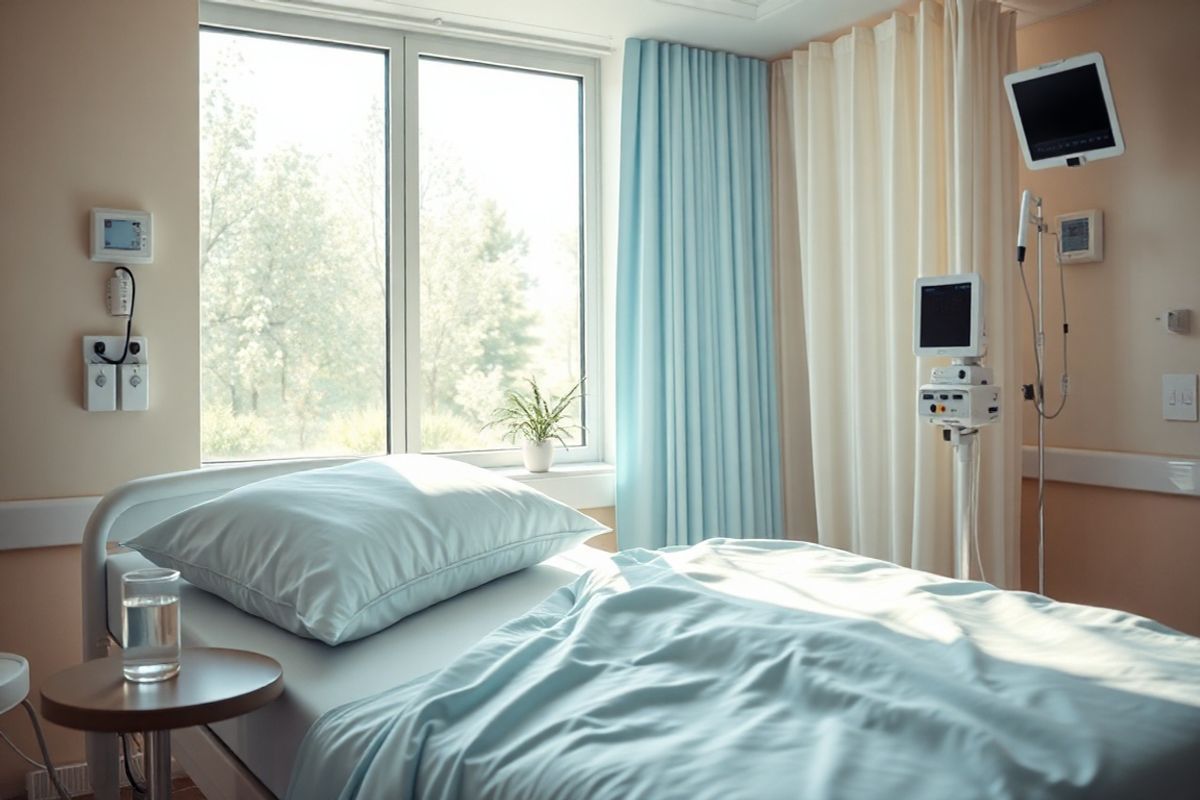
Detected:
left=97, top=266, right=136, bottom=365
left=121, top=732, right=147, bottom=795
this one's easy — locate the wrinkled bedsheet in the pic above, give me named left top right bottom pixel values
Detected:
left=287, top=539, right=1200, bottom=800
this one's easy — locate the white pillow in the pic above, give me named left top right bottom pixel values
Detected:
left=124, top=455, right=608, bottom=645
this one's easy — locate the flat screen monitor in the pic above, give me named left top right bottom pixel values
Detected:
left=914, top=274, right=985, bottom=358
left=1004, top=52, right=1123, bottom=170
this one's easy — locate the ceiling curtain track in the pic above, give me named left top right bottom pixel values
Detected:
left=616, top=38, right=782, bottom=549
left=774, top=0, right=1021, bottom=585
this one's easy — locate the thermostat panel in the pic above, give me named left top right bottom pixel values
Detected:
left=91, top=208, right=153, bottom=264
left=1056, top=209, right=1102, bottom=264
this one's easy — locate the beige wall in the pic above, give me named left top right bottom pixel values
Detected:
left=1016, top=0, right=1200, bottom=633
left=583, top=506, right=618, bottom=552
left=0, top=1, right=199, bottom=795
left=0, top=0, right=201, bottom=503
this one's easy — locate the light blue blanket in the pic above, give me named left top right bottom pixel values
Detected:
left=287, top=540, right=1200, bottom=800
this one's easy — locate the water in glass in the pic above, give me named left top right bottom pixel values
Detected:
left=122, top=593, right=180, bottom=682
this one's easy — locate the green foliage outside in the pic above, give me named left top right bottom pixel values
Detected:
left=199, top=40, right=582, bottom=460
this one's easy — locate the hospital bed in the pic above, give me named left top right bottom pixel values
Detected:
left=81, top=460, right=1200, bottom=800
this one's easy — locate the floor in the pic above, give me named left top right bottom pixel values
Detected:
left=77, top=775, right=205, bottom=799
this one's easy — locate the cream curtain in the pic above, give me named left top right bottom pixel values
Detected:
left=776, top=0, right=1020, bottom=584
left=770, top=60, right=818, bottom=541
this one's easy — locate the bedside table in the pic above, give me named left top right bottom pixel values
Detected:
left=40, top=648, right=282, bottom=800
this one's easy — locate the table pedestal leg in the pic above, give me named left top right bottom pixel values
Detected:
left=143, top=730, right=172, bottom=799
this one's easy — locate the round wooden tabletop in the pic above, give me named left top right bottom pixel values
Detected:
left=40, top=648, right=283, bottom=733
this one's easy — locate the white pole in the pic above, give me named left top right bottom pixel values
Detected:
left=952, top=429, right=977, bottom=581
left=1036, top=199, right=1046, bottom=596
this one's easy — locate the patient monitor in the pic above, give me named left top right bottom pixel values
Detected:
left=914, top=274, right=999, bottom=429
left=914, top=273, right=1000, bottom=581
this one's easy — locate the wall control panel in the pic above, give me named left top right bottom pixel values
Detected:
left=83, top=335, right=149, bottom=412
left=91, top=208, right=153, bottom=264
left=919, top=384, right=1001, bottom=429
left=1056, top=210, right=1103, bottom=264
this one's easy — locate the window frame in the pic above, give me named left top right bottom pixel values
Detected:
left=198, top=3, right=603, bottom=468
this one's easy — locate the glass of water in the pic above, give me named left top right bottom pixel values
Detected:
left=121, top=568, right=181, bottom=683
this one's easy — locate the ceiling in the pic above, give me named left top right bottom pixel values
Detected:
left=227, top=0, right=1098, bottom=59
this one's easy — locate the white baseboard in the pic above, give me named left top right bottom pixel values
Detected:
left=1022, top=446, right=1200, bottom=497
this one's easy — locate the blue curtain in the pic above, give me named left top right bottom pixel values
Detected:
left=616, top=38, right=781, bottom=550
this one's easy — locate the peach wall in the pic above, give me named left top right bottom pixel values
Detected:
left=1016, top=0, right=1200, bottom=634
left=0, top=1, right=199, bottom=795
left=1020, top=480, right=1200, bottom=636
left=1016, top=0, right=1200, bottom=457
left=0, top=547, right=83, bottom=800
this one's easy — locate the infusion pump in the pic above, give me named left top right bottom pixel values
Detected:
left=918, top=384, right=1000, bottom=429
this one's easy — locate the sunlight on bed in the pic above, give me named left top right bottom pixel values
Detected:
left=650, top=541, right=1200, bottom=706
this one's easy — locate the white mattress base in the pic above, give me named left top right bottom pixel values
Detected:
left=105, top=545, right=609, bottom=797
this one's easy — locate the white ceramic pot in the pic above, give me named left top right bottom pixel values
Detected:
left=522, top=440, right=554, bottom=473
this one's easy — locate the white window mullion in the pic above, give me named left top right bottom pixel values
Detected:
left=401, top=35, right=423, bottom=455
left=388, top=41, right=409, bottom=455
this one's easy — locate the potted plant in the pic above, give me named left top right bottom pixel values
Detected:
left=487, top=377, right=584, bottom=473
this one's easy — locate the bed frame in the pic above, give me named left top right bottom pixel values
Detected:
left=81, top=458, right=355, bottom=800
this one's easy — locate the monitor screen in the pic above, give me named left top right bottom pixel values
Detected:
left=1061, top=217, right=1091, bottom=253
left=104, top=219, right=142, bottom=251
left=919, top=282, right=973, bottom=349
left=1010, top=63, right=1115, bottom=162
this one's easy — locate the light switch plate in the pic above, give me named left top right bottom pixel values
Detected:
left=1163, top=373, right=1198, bottom=422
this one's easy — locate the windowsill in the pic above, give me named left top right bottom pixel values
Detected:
left=497, top=461, right=614, bottom=480
left=499, top=462, right=615, bottom=508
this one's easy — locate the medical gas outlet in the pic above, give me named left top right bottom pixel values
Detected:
left=83, top=336, right=149, bottom=412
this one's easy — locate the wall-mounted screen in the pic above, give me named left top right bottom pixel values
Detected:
left=1004, top=52, right=1124, bottom=170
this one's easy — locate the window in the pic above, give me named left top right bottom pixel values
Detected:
left=199, top=30, right=387, bottom=460
left=199, top=12, right=599, bottom=466
left=417, top=57, right=584, bottom=453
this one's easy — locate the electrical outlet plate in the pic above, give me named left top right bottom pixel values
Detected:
left=1163, top=373, right=1198, bottom=422
left=82, top=335, right=148, bottom=365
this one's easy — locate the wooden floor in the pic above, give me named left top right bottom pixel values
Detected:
left=76, top=775, right=205, bottom=799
